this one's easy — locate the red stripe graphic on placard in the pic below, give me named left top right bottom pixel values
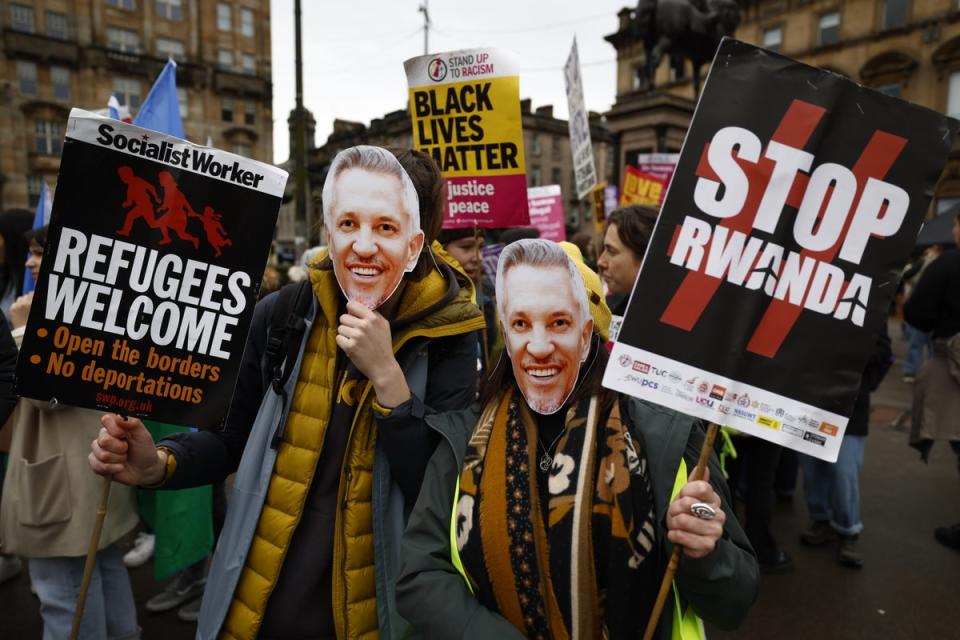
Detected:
left=660, top=99, right=827, bottom=330
left=745, top=130, right=907, bottom=357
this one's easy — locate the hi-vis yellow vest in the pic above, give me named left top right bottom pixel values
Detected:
left=448, top=461, right=706, bottom=640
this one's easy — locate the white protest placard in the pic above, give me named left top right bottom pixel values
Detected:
left=564, top=38, right=596, bottom=200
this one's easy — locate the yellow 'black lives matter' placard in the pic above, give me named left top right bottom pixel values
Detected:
left=15, top=109, right=287, bottom=429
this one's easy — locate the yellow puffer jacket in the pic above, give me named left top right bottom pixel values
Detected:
left=221, top=245, right=485, bottom=640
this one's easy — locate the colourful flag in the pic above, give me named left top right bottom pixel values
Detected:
left=134, top=59, right=185, bottom=139
left=107, top=94, right=122, bottom=121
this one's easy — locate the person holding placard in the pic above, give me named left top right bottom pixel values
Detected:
left=396, top=239, right=758, bottom=639
left=90, top=147, right=487, bottom=639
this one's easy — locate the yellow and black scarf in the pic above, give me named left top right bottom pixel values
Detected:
left=455, top=389, right=659, bottom=639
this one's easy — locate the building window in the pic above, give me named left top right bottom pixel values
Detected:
left=10, top=4, right=34, bottom=32
left=157, top=37, right=185, bottom=61
left=17, top=61, right=38, bottom=96
left=876, top=82, right=901, bottom=97
left=218, top=49, right=233, bottom=70
left=221, top=96, right=234, bottom=122
left=762, top=26, right=783, bottom=53
left=27, top=176, right=44, bottom=208
left=155, top=0, right=181, bottom=20
left=244, top=101, right=256, bottom=125
left=177, top=87, right=187, bottom=119
left=46, top=11, right=68, bottom=39
left=881, top=0, right=908, bottom=30
left=108, top=28, right=140, bottom=53
left=529, top=164, right=541, bottom=187
left=551, top=167, right=562, bottom=186
left=233, top=142, right=251, bottom=157
left=113, top=77, right=141, bottom=109
left=217, top=3, right=232, bottom=31
left=52, top=67, right=71, bottom=100
left=240, top=8, right=254, bottom=37
left=106, top=0, right=136, bottom=9
left=35, top=120, right=64, bottom=155
left=551, top=136, right=562, bottom=160
left=818, top=12, right=840, bottom=46
left=241, top=53, right=256, bottom=75
left=531, top=134, right=541, bottom=156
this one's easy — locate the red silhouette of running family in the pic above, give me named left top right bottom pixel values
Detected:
left=116, top=166, right=232, bottom=255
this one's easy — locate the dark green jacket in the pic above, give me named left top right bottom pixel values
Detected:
left=396, top=397, right=759, bottom=639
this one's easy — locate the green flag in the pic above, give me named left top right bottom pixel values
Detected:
left=138, top=421, right=213, bottom=581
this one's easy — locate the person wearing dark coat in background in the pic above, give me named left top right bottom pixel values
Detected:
left=597, top=205, right=657, bottom=339
left=0, top=210, right=33, bottom=317
left=903, top=211, right=960, bottom=550
left=799, top=324, right=893, bottom=567
left=440, top=227, right=500, bottom=375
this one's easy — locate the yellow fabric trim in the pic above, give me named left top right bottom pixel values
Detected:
left=669, top=458, right=706, bottom=640
left=449, top=478, right=474, bottom=594
left=370, top=400, right=393, bottom=417
left=141, top=447, right=176, bottom=489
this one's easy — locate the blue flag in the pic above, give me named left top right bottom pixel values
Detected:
left=133, top=59, right=184, bottom=139
left=23, top=182, right=51, bottom=294
left=107, top=94, right=122, bottom=121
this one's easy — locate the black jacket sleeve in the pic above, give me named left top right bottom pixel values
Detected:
left=376, top=330, right=479, bottom=505
left=0, top=313, right=18, bottom=428
left=156, top=292, right=275, bottom=489
left=904, top=251, right=960, bottom=337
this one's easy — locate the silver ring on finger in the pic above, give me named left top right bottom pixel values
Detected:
left=690, top=502, right=717, bottom=521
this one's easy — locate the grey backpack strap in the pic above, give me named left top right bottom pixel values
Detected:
left=374, top=342, right=429, bottom=639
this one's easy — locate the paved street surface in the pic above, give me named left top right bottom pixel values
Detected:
left=1, top=320, right=958, bottom=639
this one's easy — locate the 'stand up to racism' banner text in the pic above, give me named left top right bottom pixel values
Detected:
left=405, top=48, right=529, bottom=228
left=15, top=109, right=287, bottom=429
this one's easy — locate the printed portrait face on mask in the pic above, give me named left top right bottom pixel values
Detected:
left=322, top=146, right=425, bottom=309
left=496, top=239, right=594, bottom=415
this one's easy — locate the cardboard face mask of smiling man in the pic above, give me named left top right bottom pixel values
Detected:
left=496, top=239, right=594, bottom=415
left=322, top=145, right=425, bottom=309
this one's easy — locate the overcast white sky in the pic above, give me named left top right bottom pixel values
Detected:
left=268, top=0, right=626, bottom=163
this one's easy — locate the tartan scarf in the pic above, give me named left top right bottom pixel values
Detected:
left=455, top=389, right=659, bottom=639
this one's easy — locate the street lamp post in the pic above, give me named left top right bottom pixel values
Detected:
left=294, top=0, right=311, bottom=245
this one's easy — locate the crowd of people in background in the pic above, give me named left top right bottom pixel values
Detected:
left=0, top=149, right=957, bottom=638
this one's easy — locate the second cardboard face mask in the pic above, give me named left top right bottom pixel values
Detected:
left=322, top=145, right=425, bottom=310
left=496, top=239, right=594, bottom=415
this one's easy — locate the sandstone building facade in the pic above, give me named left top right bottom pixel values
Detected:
left=0, top=0, right=273, bottom=210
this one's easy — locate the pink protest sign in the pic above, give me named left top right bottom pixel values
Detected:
left=527, top=185, right=566, bottom=242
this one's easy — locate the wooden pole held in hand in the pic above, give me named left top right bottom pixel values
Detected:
left=641, top=422, right=720, bottom=640
left=472, top=223, right=490, bottom=371
left=70, top=474, right=112, bottom=640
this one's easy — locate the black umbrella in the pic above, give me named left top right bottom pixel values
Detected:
left=916, top=206, right=958, bottom=247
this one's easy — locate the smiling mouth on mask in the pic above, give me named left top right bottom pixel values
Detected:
left=346, top=262, right=384, bottom=278
left=523, top=364, right=562, bottom=381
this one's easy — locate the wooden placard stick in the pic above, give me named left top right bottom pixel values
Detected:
left=70, top=474, right=113, bottom=640
left=641, top=422, right=720, bottom=640
left=472, top=223, right=490, bottom=371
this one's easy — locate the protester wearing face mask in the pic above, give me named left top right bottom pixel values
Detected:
left=396, top=239, right=758, bottom=640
